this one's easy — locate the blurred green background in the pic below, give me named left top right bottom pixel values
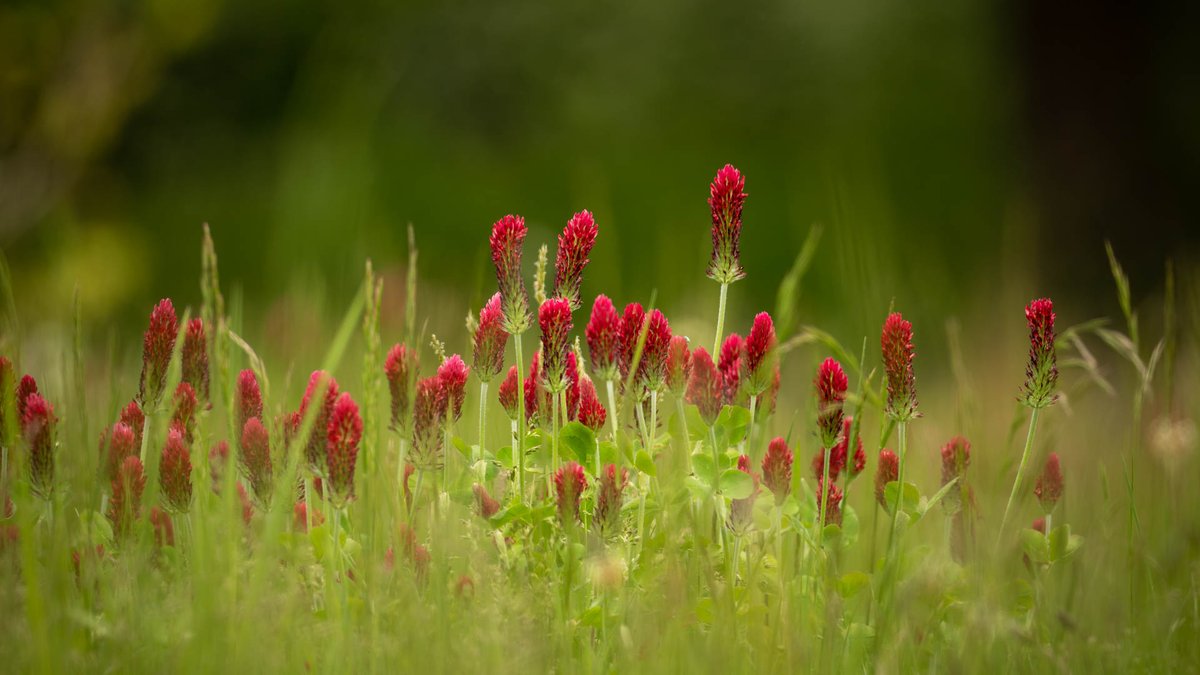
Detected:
left=1, top=0, right=1197, bottom=359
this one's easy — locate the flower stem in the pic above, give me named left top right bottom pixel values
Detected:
left=712, top=282, right=729, bottom=354
left=477, top=381, right=489, bottom=483
left=998, top=407, right=1040, bottom=545
left=605, top=379, right=619, bottom=441
left=747, top=394, right=758, bottom=459
left=885, top=421, right=908, bottom=565
left=513, top=333, right=526, bottom=503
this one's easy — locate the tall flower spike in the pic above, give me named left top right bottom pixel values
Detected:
left=881, top=312, right=918, bottom=421
left=498, top=365, right=520, bottom=420
left=554, top=210, right=599, bottom=311
left=875, top=449, right=899, bottom=510
left=326, top=392, right=363, bottom=505
left=490, top=214, right=531, bottom=335
left=718, top=333, right=744, bottom=406
left=595, top=464, right=629, bottom=533
left=21, top=393, right=56, bottom=497
left=102, top=422, right=138, bottom=483
left=553, top=461, right=588, bottom=523
left=586, top=295, right=621, bottom=382
left=411, top=376, right=447, bottom=470
left=1021, top=298, right=1058, bottom=409
left=299, top=371, right=339, bottom=471
left=181, top=318, right=210, bottom=404
left=743, top=312, right=777, bottom=396
left=138, top=298, right=178, bottom=406
left=815, top=357, right=849, bottom=448
left=762, top=437, right=793, bottom=504
left=538, top=298, right=574, bottom=394
left=685, top=347, right=723, bottom=426
left=1034, top=453, right=1064, bottom=513
left=618, top=302, right=646, bottom=381
left=239, top=417, right=273, bottom=503
left=576, top=375, right=607, bottom=433
left=235, top=369, right=264, bottom=442
left=472, top=293, right=510, bottom=383
left=120, top=400, right=145, bottom=450
left=171, top=382, right=198, bottom=444
left=16, top=374, right=38, bottom=419
left=160, top=426, right=193, bottom=513
left=385, top=343, right=418, bottom=432
left=706, top=164, right=748, bottom=284
left=665, top=336, right=692, bottom=396
left=108, top=455, right=146, bottom=536
left=438, top=355, right=469, bottom=422
left=635, top=310, right=672, bottom=395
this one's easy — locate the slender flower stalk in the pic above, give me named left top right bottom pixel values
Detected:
left=553, top=210, right=599, bottom=311
left=707, top=164, right=747, bottom=352
left=880, top=311, right=918, bottom=613
left=492, top=215, right=532, bottom=502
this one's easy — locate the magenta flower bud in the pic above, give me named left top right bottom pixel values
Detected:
left=706, top=164, right=748, bottom=284
left=635, top=309, right=672, bottom=396
left=438, top=354, right=470, bottom=422
left=816, top=478, right=844, bottom=526
left=181, top=318, right=210, bottom=404
left=595, top=464, right=629, bottom=533
left=1022, top=298, right=1058, bottom=409
left=108, top=455, right=146, bottom=537
left=685, top=347, right=723, bottom=426
left=565, top=350, right=581, bottom=420
left=21, top=393, right=56, bottom=497
left=554, top=210, right=599, bottom=311
left=576, top=375, right=607, bottom=433
left=385, top=343, right=418, bottom=432
left=618, top=302, right=647, bottom=381
left=553, top=461, right=588, bottom=523
left=300, top=370, right=339, bottom=471
left=473, top=293, right=510, bottom=383
left=498, top=365, right=520, bottom=420
left=150, top=506, right=174, bottom=548
left=762, top=437, right=793, bottom=503
left=138, top=299, right=178, bottom=407
left=586, top=295, right=621, bottom=382
left=941, top=436, right=971, bottom=486
left=875, top=449, right=899, bottom=510
left=472, top=483, right=501, bottom=519
left=881, top=312, right=918, bottom=421
left=411, top=376, right=447, bottom=470
left=538, top=298, right=573, bottom=395
left=665, top=336, right=692, bottom=396
left=171, top=382, right=198, bottom=444
left=119, top=400, right=145, bottom=450
left=815, top=357, right=849, bottom=448
left=490, top=214, right=531, bottom=334
left=743, top=312, right=777, bottom=396
left=16, top=373, right=38, bottom=420
left=101, top=422, right=138, bottom=484
left=160, top=426, right=193, bottom=513
left=326, top=392, right=363, bottom=505
left=1034, top=452, right=1064, bottom=513
left=718, top=333, right=744, bottom=406
left=727, top=454, right=759, bottom=534
left=235, top=369, right=264, bottom=443
left=239, top=417, right=273, bottom=503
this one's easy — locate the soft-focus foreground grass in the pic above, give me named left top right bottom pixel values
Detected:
left=0, top=226, right=1197, bottom=674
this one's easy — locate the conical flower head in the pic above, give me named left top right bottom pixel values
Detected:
left=472, top=293, right=510, bottom=382
left=472, top=483, right=501, bottom=519
left=816, top=478, right=844, bottom=526
left=108, top=455, right=146, bottom=536
left=576, top=375, right=607, bottom=433
left=743, top=312, right=777, bottom=396
left=235, top=369, right=264, bottom=442
left=940, top=436, right=971, bottom=486
left=565, top=350, right=582, bottom=419
left=718, top=333, right=744, bottom=405
left=586, top=295, right=621, bottom=381
left=665, top=336, right=692, bottom=396
left=138, top=298, right=178, bottom=406
left=16, top=373, right=38, bottom=420
left=706, top=164, right=748, bottom=284
left=239, top=417, right=273, bottom=504
left=1034, top=452, right=1064, bottom=513
left=618, top=302, right=646, bottom=381
left=815, top=357, right=848, bottom=448
left=490, top=214, right=531, bottom=335
left=1021, top=298, right=1058, bottom=409
left=160, top=426, right=193, bottom=513
left=595, top=464, right=629, bottom=533
left=119, top=400, right=145, bottom=449
left=554, top=210, right=599, bottom=311
left=171, top=382, right=198, bottom=444
left=102, top=422, right=138, bottom=483
left=875, top=449, right=899, bottom=510
left=553, top=461, right=588, bottom=523
left=411, top=376, right=447, bottom=470
left=538, top=298, right=573, bottom=394
left=299, top=370, right=339, bottom=471
left=881, top=312, right=918, bottom=421
left=385, top=343, right=418, bottom=432
left=326, top=392, right=363, bottom=505
left=635, top=310, right=672, bottom=396
left=762, top=437, right=793, bottom=503
left=21, top=393, right=56, bottom=497
left=498, top=365, right=520, bottom=420
left=438, top=354, right=469, bottom=422
left=685, top=347, right=723, bottom=426
left=181, top=318, right=210, bottom=404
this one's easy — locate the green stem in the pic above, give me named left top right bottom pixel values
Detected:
left=513, top=334, right=526, bottom=503
left=713, top=282, right=730, bottom=354
left=747, top=394, right=758, bottom=459
left=477, top=381, right=489, bottom=471
left=675, top=397, right=691, bottom=475
left=886, top=421, right=908, bottom=557
left=606, top=379, right=619, bottom=442
left=998, top=407, right=1041, bottom=544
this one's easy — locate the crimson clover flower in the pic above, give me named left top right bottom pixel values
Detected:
left=554, top=210, right=599, bottom=311
left=586, top=295, right=621, bottom=382
left=815, top=357, right=848, bottom=449
left=706, top=164, right=748, bottom=284
left=1021, top=298, right=1058, bottom=409
left=160, top=426, right=193, bottom=513
left=473, top=293, right=510, bottom=383
left=385, top=343, right=418, bottom=432
left=138, top=299, right=178, bottom=407
left=685, top=347, right=723, bottom=426
left=882, top=312, right=918, bottom=421
left=762, top=437, right=793, bottom=504
left=490, top=214, right=532, bottom=335
left=326, top=392, right=363, bottom=506
left=181, top=318, right=210, bottom=404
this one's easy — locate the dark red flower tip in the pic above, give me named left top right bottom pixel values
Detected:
left=595, top=464, right=629, bottom=533
left=472, top=483, right=501, bottom=519
left=101, top=422, right=138, bottom=484
left=815, top=357, right=849, bottom=448
left=538, top=298, right=574, bottom=394
left=881, top=312, right=918, bottom=421
left=209, top=440, right=230, bottom=493
left=762, top=437, right=793, bottom=502
left=438, top=354, right=470, bottom=422
left=160, top=426, right=193, bottom=513
left=940, top=436, right=971, bottom=485
left=586, top=295, right=621, bottom=381
left=685, top=347, right=723, bottom=426
left=119, top=400, right=146, bottom=449
left=181, top=318, right=210, bottom=404
left=473, top=293, right=510, bottom=383
left=718, top=333, right=745, bottom=406
left=235, top=369, right=264, bottom=441
left=326, top=392, right=363, bottom=504
left=498, top=365, right=520, bottom=420
left=138, top=298, right=179, bottom=406
left=490, top=214, right=531, bottom=334
left=706, top=164, right=748, bottom=284
left=21, top=393, right=56, bottom=497
left=554, top=210, right=599, bottom=311
left=553, top=461, right=588, bottom=523
left=875, top=449, right=899, bottom=510
left=1031, top=517, right=1046, bottom=534
left=300, top=370, right=339, bottom=470
left=743, top=312, right=777, bottom=396
left=411, top=376, right=447, bottom=470
left=576, top=375, right=608, bottom=433
left=293, top=500, right=325, bottom=533
left=618, top=302, right=647, bottom=381
left=816, top=478, right=844, bottom=527
left=1022, top=298, right=1058, bottom=409
left=737, top=453, right=751, bottom=473
left=171, top=382, right=198, bottom=444
left=665, top=336, right=692, bottom=396
left=385, top=343, right=418, bottom=432
left=1034, top=452, right=1064, bottom=512
left=108, top=455, right=146, bottom=536
left=565, top=350, right=582, bottom=420
left=16, top=373, right=38, bottom=419
left=239, top=417, right=273, bottom=504
left=635, top=309, right=672, bottom=395
left=149, top=506, right=174, bottom=548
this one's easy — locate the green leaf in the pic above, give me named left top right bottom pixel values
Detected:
left=821, top=524, right=842, bottom=547
left=719, top=468, right=755, bottom=499
left=713, top=405, right=751, bottom=449
left=917, top=477, right=958, bottom=520
left=774, top=224, right=823, bottom=341
left=597, top=441, right=620, bottom=467
left=635, top=450, right=657, bottom=477
left=692, top=453, right=716, bottom=486
left=1020, top=528, right=1049, bottom=564
left=684, top=476, right=711, bottom=500
left=837, top=571, right=870, bottom=598
left=559, top=422, right=596, bottom=465
left=452, top=436, right=473, bottom=459
left=495, top=445, right=514, bottom=469
left=883, top=481, right=920, bottom=515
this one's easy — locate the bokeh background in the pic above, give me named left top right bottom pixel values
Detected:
left=1, top=0, right=1197, bottom=366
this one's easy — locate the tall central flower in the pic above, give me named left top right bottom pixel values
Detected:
left=490, top=215, right=531, bottom=335
left=553, top=210, right=599, bottom=311
left=706, top=164, right=748, bottom=284
left=138, top=299, right=178, bottom=407
left=635, top=309, right=672, bottom=396
left=472, top=293, right=510, bottom=383
left=539, top=298, right=573, bottom=395
left=326, top=392, right=363, bottom=506
left=881, top=312, right=918, bottom=421
left=815, top=357, right=849, bottom=449
left=1021, top=298, right=1058, bottom=409
left=586, top=295, right=621, bottom=382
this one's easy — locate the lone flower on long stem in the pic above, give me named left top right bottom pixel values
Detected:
left=881, top=312, right=917, bottom=581
left=491, top=214, right=532, bottom=501
left=553, top=210, right=599, bottom=311
left=815, top=357, right=849, bottom=449
left=707, top=164, right=747, bottom=353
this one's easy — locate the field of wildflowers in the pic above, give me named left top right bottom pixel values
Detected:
left=0, top=164, right=1195, bottom=673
